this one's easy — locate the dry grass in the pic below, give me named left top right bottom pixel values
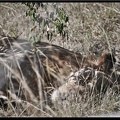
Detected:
left=0, top=2, right=120, bottom=117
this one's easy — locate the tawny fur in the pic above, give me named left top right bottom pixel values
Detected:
left=51, top=67, right=120, bottom=104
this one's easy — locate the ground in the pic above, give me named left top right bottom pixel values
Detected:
left=0, top=2, right=120, bottom=117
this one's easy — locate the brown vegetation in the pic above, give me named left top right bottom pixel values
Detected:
left=0, top=3, right=120, bottom=117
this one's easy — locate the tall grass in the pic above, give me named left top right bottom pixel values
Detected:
left=0, top=2, right=120, bottom=117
